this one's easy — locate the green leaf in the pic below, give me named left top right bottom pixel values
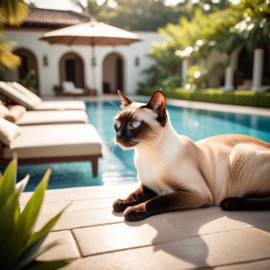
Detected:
left=26, top=259, right=71, bottom=270
left=0, top=191, right=20, bottom=258
left=1, top=169, right=51, bottom=267
left=0, top=157, right=17, bottom=204
left=14, top=240, right=58, bottom=270
left=17, top=203, right=70, bottom=269
left=28, top=203, right=71, bottom=248
left=16, top=168, right=51, bottom=245
left=0, top=158, right=72, bottom=270
left=16, top=174, right=30, bottom=195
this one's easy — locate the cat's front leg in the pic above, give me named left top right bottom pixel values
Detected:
left=113, top=185, right=157, bottom=212
left=124, top=190, right=212, bottom=221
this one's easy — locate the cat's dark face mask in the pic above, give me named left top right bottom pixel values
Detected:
left=114, top=112, right=141, bottom=148
left=114, top=90, right=167, bottom=149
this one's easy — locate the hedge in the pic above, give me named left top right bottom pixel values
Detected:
left=137, top=88, right=270, bottom=108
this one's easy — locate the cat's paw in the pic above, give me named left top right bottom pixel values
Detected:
left=124, top=204, right=148, bottom=222
left=113, top=199, right=129, bottom=212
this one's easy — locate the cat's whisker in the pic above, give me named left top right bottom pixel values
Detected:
left=108, top=143, right=116, bottom=152
left=105, top=101, right=120, bottom=114
left=106, top=137, right=117, bottom=151
left=106, top=108, right=119, bottom=115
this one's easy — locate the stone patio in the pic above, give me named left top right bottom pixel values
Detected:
left=18, top=97, right=270, bottom=269
left=20, top=183, right=270, bottom=270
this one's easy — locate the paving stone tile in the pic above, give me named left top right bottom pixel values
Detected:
left=73, top=218, right=181, bottom=256
left=67, top=198, right=113, bottom=211
left=20, top=189, right=65, bottom=205
left=20, top=185, right=270, bottom=270
left=156, top=207, right=270, bottom=238
left=38, top=230, right=80, bottom=261
left=40, top=201, right=70, bottom=215
left=63, top=228, right=270, bottom=270
left=61, top=186, right=113, bottom=201
left=35, top=208, right=123, bottom=231
left=39, top=198, right=112, bottom=215
left=212, top=259, right=270, bottom=270
left=106, top=184, right=140, bottom=198
left=60, top=184, right=138, bottom=201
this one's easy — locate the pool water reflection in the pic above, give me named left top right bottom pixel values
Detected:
left=7, top=101, right=270, bottom=191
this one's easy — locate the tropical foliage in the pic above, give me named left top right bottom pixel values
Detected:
left=0, top=157, right=71, bottom=270
left=138, top=0, right=270, bottom=91
left=20, top=69, right=39, bottom=94
left=138, top=87, right=270, bottom=108
left=0, top=37, right=21, bottom=75
left=73, top=0, right=231, bottom=31
left=234, top=0, right=270, bottom=50
left=0, top=0, right=28, bottom=25
left=0, top=0, right=29, bottom=75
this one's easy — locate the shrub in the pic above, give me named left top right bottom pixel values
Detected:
left=137, top=88, right=270, bottom=108
left=19, top=69, right=38, bottom=95
left=0, top=157, right=71, bottom=270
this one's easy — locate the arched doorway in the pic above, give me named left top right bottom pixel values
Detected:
left=103, top=53, right=124, bottom=94
left=6, top=48, right=39, bottom=95
left=60, top=52, right=84, bottom=88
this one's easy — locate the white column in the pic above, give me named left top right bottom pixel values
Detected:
left=182, top=58, right=188, bottom=87
left=224, top=65, right=234, bottom=91
left=252, top=48, right=264, bottom=92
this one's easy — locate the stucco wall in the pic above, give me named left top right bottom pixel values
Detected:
left=4, top=29, right=163, bottom=97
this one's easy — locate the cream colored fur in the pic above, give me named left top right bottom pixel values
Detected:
left=123, top=101, right=270, bottom=206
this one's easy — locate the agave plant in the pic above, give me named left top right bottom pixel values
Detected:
left=0, top=157, right=71, bottom=270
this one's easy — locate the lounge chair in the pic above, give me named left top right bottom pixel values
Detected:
left=0, top=81, right=86, bottom=111
left=0, top=118, right=103, bottom=177
left=62, top=81, right=85, bottom=95
left=0, top=103, right=89, bottom=126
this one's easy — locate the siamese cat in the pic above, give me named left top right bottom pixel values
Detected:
left=112, top=90, right=270, bottom=221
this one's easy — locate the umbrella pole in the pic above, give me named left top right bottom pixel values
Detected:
left=91, top=45, right=96, bottom=91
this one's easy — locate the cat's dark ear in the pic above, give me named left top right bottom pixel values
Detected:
left=144, top=90, right=167, bottom=126
left=117, top=90, right=133, bottom=108
left=146, top=90, right=166, bottom=114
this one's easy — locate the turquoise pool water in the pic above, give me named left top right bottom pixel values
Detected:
left=5, top=101, right=270, bottom=191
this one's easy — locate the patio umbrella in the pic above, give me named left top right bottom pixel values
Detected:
left=40, top=18, right=141, bottom=90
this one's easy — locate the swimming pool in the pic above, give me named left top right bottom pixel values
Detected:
left=8, top=100, right=270, bottom=191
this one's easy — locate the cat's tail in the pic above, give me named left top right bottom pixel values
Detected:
left=220, top=197, right=270, bottom=211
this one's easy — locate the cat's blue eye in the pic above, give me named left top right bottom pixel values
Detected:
left=131, top=120, right=141, bottom=128
left=115, top=120, right=121, bottom=129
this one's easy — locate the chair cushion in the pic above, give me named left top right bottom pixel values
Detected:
left=10, top=82, right=42, bottom=104
left=0, top=118, right=21, bottom=146
left=0, top=81, right=37, bottom=110
left=16, top=110, right=89, bottom=126
left=0, top=103, right=9, bottom=117
left=5, top=105, right=26, bottom=123
left=2, top=124, right=102, bottom=158
left=34, top=101, right=86, bottom=111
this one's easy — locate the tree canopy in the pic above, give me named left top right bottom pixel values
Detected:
left=72, top=0, right=231, bottom=31
left=138, top=0, right=270, bottom=91
left=234, top=0, right=270, bottom=50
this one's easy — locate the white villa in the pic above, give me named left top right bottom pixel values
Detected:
left=3, top=7, right=270, bottom=97
left=3, top=7, right=163, bottom=97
